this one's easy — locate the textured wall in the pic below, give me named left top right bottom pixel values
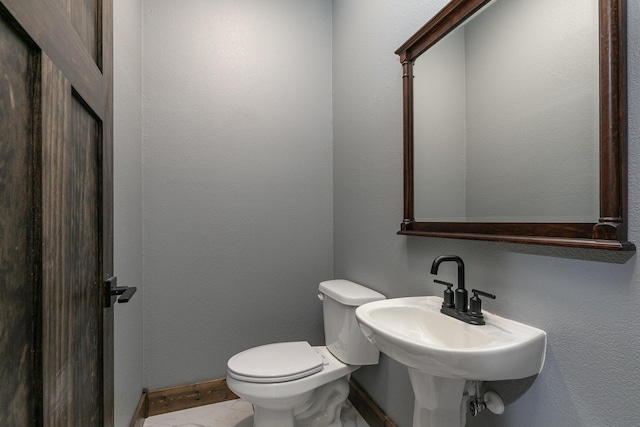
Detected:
left=142, top=0, right=333, bottom=389
left=113, top=0, right=144, bottom=425
left=333, top=1, right=640, bottom=427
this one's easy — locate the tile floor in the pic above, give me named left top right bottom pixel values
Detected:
left=144, top=398, right=370, bottom=427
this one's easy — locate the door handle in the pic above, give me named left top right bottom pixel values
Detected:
left=104, top=276, right=137, bottom=307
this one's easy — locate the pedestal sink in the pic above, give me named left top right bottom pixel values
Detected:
left=355, top=296, right=546, bottom=427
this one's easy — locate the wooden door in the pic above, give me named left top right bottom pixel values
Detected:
left=0, top=0, right=114, bottom=425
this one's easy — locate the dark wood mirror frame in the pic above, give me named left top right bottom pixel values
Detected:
left=396, top=0, right=634, bottom=251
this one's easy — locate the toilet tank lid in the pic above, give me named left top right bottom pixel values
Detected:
left=318, top=279, right=385, bottom=306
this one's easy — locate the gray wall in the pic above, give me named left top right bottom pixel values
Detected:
left=114, top=0, right=640, bottom=426
left=141, top=0, right=333, bottom=389
left=113, top=0, right=144, bottom=425
left=333, top=1, right=640, bottom=427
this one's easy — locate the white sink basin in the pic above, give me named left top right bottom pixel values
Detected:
left=355, top=296, right=546, bottom=380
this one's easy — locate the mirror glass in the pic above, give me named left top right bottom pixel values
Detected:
left=413, top=0, right=599, bottom=222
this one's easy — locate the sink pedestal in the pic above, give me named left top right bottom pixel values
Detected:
left=408, top=369, right=467, bottom=427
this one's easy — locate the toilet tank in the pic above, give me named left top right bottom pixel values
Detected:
left=318, top=279, right=385, bottom=365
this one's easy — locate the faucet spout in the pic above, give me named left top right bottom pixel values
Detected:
left=430, top=255, right=465, bottom=290
left=431, top=255, right=467, bottom=312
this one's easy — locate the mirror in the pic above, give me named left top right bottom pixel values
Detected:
left=396, top=0, right=633, bottom=250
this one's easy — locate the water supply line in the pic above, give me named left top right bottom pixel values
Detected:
left=468, top=381, right=505, bottom=417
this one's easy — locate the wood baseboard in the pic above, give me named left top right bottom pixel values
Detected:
left=128, top=388, right=148, bottom=427
left=132, top=377, right=397, bottom=427
left=348, top=379, right=398, bottom=427
left=146, top=378, right=239, bottom=417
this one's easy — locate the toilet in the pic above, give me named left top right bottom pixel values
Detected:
left=226, top=279, right=385, bottom=427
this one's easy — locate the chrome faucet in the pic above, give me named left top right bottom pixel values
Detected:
left=430, top=255, right=495, bottom=325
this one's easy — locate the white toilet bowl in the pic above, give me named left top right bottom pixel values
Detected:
left=227, top=343, right=358, bottom=427
left=226, top=280, right=385, bottom=427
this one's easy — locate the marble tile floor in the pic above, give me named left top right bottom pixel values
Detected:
left=144, top=398, right=370, bottom=427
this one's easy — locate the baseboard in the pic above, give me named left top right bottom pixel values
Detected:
left=146, top=378, right=239, bottom=417
left=348, top=379, right=398, bottom=427
left=132, top=377, right=397, bottom=427
left=128, top=388, right=148, bottom=427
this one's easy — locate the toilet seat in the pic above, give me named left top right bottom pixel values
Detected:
left=227, top=341, right=324, bottom=383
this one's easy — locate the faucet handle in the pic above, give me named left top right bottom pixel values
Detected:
left=469, top=289, right=496, bottom=318
left=472, top=289, right=496, bottom=300
left=434, top=279, right=455, bottom=308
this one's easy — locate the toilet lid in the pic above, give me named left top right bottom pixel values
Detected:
left=227, top=341, right=324, bottom=383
